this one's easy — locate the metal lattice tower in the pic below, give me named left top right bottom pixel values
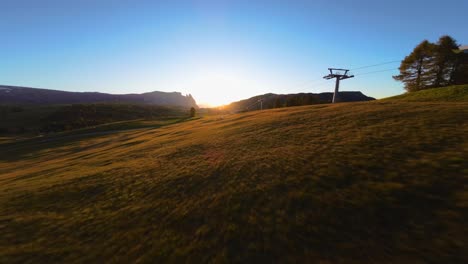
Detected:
left=323, top=68, right=354, bottom=103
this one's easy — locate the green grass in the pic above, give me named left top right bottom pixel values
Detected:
left=1, top=101, right=467, bottom=263
left=383, top=84, right=468, bottom=102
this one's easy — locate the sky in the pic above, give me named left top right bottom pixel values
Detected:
left=1, top=0, right=467, bottom=106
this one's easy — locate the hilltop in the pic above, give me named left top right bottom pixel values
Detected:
left=226, top=91, right=375, bottom=112
left=383, top=84, right=468, bottom=102
left=1, top=99, right=467, bottom=263
left=0, top=85, right=198, bottom=108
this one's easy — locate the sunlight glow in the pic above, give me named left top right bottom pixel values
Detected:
left=182, top=67, right=267, bottom=107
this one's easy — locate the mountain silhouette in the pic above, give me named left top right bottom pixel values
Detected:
left=0, top=85, right=198, bottom=108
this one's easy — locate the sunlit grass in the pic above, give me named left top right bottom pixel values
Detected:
left=0, top=100, right=467, bottom=263
left=383, top=84, right=468, bottom=102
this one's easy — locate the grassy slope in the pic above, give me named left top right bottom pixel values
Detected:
left=383, top=84, right=468, bottom=102
left=0, top=101, right=467, bottom=263
left=0, top=103, right=187, bottom=135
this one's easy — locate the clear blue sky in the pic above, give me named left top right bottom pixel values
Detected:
left=1, top=0, right=467, bottom=106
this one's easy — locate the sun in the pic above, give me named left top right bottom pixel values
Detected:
left=187, top=69, right=259, bottom=107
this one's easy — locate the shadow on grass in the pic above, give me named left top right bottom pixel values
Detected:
left=0, top=117, right=195, bottom=162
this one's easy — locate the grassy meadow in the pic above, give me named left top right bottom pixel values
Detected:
left=383, top=84, right=468, bottom=102
left=0, top=103, right=189, bottom=136
left=1, top=93, right=467, bottom=262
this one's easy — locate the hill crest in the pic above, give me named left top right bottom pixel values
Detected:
left=226, top=91, right=375, bottom=111
left=382, top=84, right=468, bottom=102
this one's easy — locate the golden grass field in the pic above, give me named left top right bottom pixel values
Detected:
left=1, top=90, right=467, bottom=262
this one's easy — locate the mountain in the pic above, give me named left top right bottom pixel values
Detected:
left=226, top=91, right=375, bottom=112
left=0, top=85, right=198, bottom=108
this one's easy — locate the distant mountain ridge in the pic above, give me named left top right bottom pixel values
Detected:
left=0, top=85, right=198, bottom=108
left=227, top=91, right=375, bottom=111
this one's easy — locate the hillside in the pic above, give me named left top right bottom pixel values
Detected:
left=1, top=101, right=467, bottom=263
left=0, top=85, right=198, bottom=108
left=227, top=91, right=375, bottom=112
left=0, top=103, right=189, bottom=135
left=383, top=84, right=468, bottom=102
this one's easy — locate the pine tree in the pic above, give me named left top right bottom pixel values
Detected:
left=451, top=49, right=468, bottom=85
left=431, top=35, right=459, bottom=87
left=393, top=40, right=435, bottom=92
left=394, top=35, right=468, bottom=91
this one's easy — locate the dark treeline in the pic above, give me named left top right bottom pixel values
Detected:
left=42, top=104, right=186, bottom=132
left=393, top=35, right=468, bottom=92
left=0, top=103, right=188, bottom=135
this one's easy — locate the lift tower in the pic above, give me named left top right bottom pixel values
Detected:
left=323, top=68, right=354, bottom=103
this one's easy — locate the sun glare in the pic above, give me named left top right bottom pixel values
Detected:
left=187, top=69, right=262, bottom=107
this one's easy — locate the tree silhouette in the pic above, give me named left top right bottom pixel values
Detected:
left=190, top=107, right=196, bottom=117
left=393, top=40, right=434, bottom=92
left=451, top=48, right=468, bottom=85
left=432, top=35, right=459, bottom=87
left=394, top=35, right=468, bottom=92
